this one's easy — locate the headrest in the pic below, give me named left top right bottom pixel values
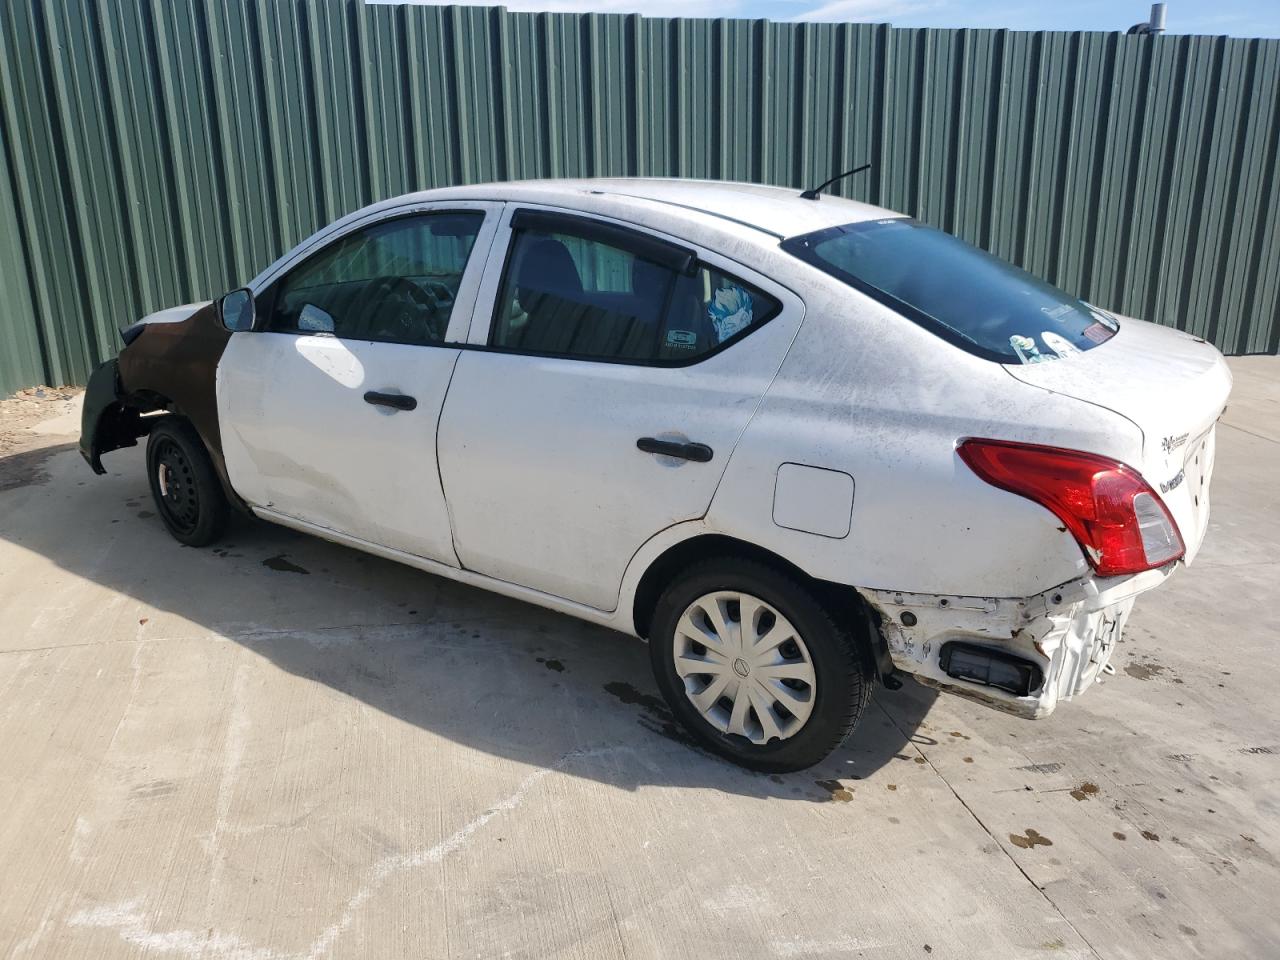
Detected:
left=517, top=235, right=583, bottom=297
left=630, top=257, right=668, bottom=296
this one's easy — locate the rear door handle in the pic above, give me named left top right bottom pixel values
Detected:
left=363, top=390, right=417, bottom=411
left=636, top=437, right=714, bottom=462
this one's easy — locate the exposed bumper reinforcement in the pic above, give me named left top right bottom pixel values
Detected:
left=865, top=566, right=1174, bottom=719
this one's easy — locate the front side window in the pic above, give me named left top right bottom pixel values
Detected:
left=490, top=222, right=780, bottom=363
left=270, top=211, right=483, bottom=345
left=781, top=218, right=1118, bottom=364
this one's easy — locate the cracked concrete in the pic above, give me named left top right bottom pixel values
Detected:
left=0, top=356, right=1277, bottom=959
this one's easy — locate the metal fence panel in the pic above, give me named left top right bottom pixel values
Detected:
left=1, top=1, right=1278, bottom=394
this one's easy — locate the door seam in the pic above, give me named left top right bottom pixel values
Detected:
left=435, top=348, right=466, bottom=569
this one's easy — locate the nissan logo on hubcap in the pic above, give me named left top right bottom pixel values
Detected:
left=732, top=658, right=751, bottom=678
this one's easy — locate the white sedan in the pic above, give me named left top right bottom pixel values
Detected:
left=80, top=178, right=1232, bottom=771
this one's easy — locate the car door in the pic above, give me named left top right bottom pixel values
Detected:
left=217, top=202, right=500, bottom=564
left=436, top=205, right=804, bottom=610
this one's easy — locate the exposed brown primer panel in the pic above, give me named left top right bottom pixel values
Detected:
left=116, top=303, right=232, bottom=481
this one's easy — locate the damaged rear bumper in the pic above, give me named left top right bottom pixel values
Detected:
left=866, top=566, right=1175, bottom=719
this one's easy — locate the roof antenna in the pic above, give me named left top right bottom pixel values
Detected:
left=799, top=162, right=872, bottom=201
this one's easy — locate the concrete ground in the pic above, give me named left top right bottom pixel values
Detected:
left=0, top=358, right=1276, bottom=960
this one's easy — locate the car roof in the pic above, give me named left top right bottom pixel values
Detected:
left=395, top=178, right=901, bottom=239
left=249, top=178, right=903, bottom=292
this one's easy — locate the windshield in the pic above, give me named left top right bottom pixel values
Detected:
left=781, top=218, right=1118, bottom=364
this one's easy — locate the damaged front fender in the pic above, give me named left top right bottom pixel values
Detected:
left=79, top=359, right=148, bottom=474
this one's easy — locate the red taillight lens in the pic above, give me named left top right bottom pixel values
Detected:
left=957, top=438, right=1185, bottom=577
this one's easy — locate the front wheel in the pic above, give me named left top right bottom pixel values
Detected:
left=145, top=417, right=228, bottom=547
left=649, top=557, right=873, bottom=772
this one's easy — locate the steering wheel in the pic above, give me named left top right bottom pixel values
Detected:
left=361, top=276, right=444, bottom=343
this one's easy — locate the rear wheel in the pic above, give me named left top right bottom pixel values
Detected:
left=648, top=557, right=872, bottom=772
left=145, top=418, right=228, bottom=547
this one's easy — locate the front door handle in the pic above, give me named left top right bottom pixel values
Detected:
left=636, top=437, right=714, bottom=462
left=364, top=390, right=417, bottom=411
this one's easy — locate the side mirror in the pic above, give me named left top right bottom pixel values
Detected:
left=219, top=288, right=255, bottom=332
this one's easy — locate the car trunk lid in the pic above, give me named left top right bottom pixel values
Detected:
left=1003, top=317, right=1232, bottom=564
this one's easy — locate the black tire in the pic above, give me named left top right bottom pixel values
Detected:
left=145, top=417, right=228, bottom=547
left=648, top=557, right=873, bottom=772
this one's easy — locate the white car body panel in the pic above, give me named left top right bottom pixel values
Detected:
left=219, top=200, right=502, bottom=564
left=219, top=334, right=463, bottom=563
left=705, top=270, right=1145, bottom=598
left=201, top=178, right=1232, bottom=723
left=435, top=203, right=804, bottom=609
left=1003, top=315, right=1232, bottom=563
left=135, top=301, right=211, bottom=326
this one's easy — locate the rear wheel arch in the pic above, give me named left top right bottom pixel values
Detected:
left=631, top=534, right=884, bottom=675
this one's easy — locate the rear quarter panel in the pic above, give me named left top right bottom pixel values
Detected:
left=706, top=271, right=1146, bottom=599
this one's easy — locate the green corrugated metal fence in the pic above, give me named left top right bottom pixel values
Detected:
left=2, top=1, right=1278, bottom=395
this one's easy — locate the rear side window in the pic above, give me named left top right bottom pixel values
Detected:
left=490, top=221, right=780, bottom=363
left=269, top=211, right=483, bottom=345
left=781, top=219, right=1118, bottom=364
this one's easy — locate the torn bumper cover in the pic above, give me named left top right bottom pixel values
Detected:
left=79, top=359, right=144, bottom=475
left=866, top=566, right=1175, bottom=719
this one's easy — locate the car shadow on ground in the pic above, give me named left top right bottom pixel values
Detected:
left=1, top=445, right=939, bottom=802
left=0, top=441, right=78, bottom=491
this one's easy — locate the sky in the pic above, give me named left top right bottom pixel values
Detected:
left=370, top=1, right=1280, bottom=38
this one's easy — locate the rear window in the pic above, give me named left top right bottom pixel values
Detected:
left=781, top=219, right=1117, bottom=364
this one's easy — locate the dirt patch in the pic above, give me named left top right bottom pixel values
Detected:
left=262, top=554, right=310, bottom=575
left=1017, top=761, right=1063, bottom=774
left=603, top=680, right=666, bottom=713
left=1124, top=661, right=1164, bottom=680
left=1009, top=829, right=1052, bottom=849
left=602, top=681, right=703, bottom=752
left=1070, top=782, right=1100, bottom=801
left=1123, top=652, right=1179, bottom=682
left=0, top=443, right=78, bottom=491
left=0, top=387, right=82, bottom=490
left=814, top=779, right=853, bottom=802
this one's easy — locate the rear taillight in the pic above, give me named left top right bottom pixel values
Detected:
left=957, top=438, right=1184, bottom=577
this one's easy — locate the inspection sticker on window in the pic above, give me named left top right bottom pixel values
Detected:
left=665, top=330, right=697, bottom=351
left=1082, top=322, right=1113, bottom=344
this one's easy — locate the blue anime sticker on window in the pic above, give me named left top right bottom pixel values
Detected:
left=709, top=283, right=755, bottom=343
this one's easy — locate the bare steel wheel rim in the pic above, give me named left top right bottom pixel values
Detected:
left=672, top=591, right=817, bottom=745
left=153, top=437, right=200, bottom=536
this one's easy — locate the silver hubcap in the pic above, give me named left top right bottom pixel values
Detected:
left=672, top=591, right=817, bottom=745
